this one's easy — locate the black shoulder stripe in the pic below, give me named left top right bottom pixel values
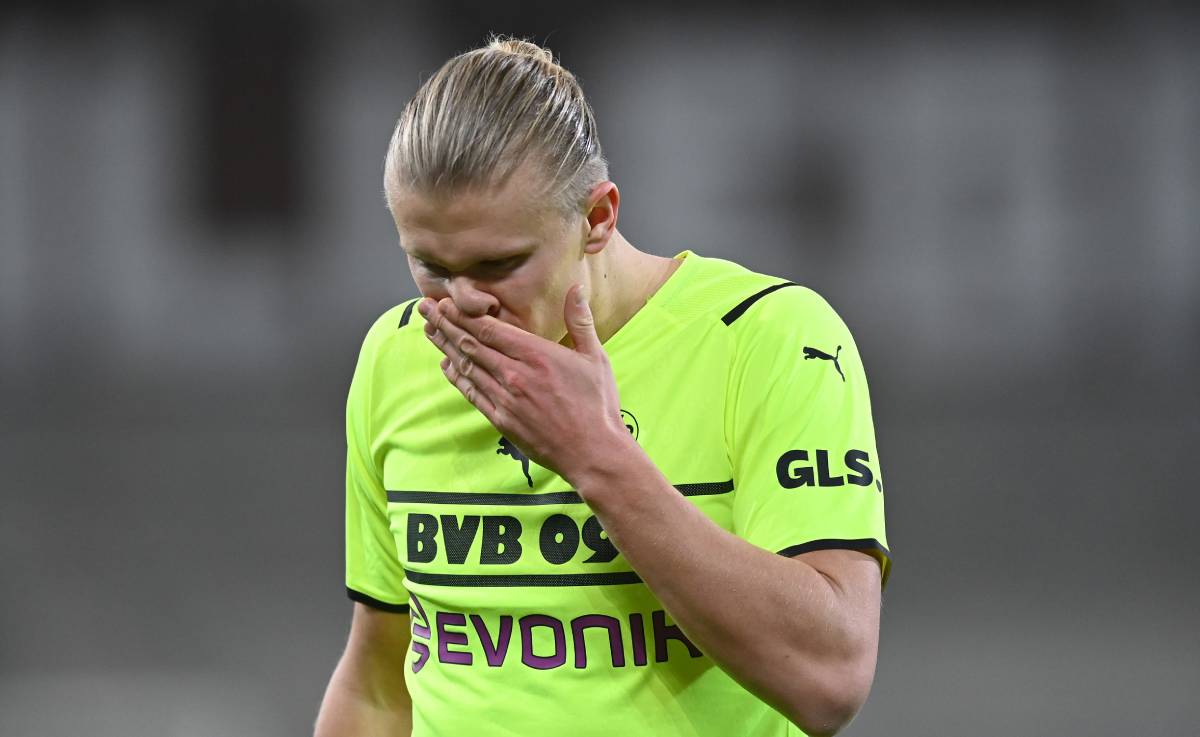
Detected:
left=721, top=282, right=799, bottom=325
left=776, top=538, right=893, bottom=589
left=775, top=538, right=890, bottom=559
left=347, top=587, right=411, bottom=614
left=397, top=299, right=420, bottom=329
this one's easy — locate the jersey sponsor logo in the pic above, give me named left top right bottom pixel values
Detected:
left=775, top=449, right=875, bottom=489
left=406, top=594, right=703, bottom=674
left=406, top=512, right=620, bottom=566
left=803, top=344, right=845, bottom=382
left=497, top=436, right=533, bottom=487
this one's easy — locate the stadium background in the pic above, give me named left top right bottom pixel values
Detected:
left=1, top=2, right=1197, bottom=735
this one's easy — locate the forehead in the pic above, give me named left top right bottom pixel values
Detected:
left=390, top=170, right=565, bottom=265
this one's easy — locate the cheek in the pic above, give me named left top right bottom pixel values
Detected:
left=496, top=275, right=559, bottom=337
left=525, top=277, right=574, bottom=340
left=494, top=276, right=537, bottom=323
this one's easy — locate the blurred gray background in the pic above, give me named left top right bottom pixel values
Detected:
left=2, top=2, right=1198, bottom=736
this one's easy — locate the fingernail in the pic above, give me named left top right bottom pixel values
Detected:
left=574, top=285, right=586, bottom=306
left=417, top=299, right=431, bottom=317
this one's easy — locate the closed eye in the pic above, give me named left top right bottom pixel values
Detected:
left=476, top=255, right=527, bottom=274
left=416, top=259, right=450, bottom=277
left=412, top=254, right=528, bottom=279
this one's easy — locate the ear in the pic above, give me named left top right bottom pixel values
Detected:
left=582, top=181, right=619, bottom=255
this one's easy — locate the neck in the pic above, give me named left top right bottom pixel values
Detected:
left=585, top=230, right=681, bottom=345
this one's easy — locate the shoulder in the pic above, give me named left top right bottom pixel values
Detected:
left=725, top=281, right=837, bottom=329
left=726, top=282, right=849, bottom=351
left=354, top=297, right=426, bottom=367
left=678, top=253, right=847, bottom=343
left=347, top=298, right=433, bottom=413
left=649, top=252, right=782, bottom=336
left=651, top=253, right=854, bottom=374
left=678, top=260, right=866, bottom=398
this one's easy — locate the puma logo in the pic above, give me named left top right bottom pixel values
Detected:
left=803, top=345, right=844, bottom=382
left=496, top=437, right=533, bottom=488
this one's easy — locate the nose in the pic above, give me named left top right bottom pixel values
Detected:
left=446, top=276, right=501, bottom=318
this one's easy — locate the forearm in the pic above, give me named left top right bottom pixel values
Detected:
left=572, top=445, right=876, bottom=735
left=315, top=650, right=413, bottom=737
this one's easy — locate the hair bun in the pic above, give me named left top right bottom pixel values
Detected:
left=488, top=36, right=554, bottom=65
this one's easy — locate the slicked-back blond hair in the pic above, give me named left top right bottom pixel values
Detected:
left=383, top=36, right=608, bottom=218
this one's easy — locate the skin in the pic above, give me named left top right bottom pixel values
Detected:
left=315, top=603, right=413, bottom=737
left=316, top=162, right=882, bottom=737
left=390, top=163, right=678, bottom=349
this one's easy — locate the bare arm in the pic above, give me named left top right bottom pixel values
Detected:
left=578, top=452, right=881, bottom=737
left=315, top=603, right=414, bottom=737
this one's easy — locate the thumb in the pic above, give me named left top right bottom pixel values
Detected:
left=564, top=283, right=602, bottom=356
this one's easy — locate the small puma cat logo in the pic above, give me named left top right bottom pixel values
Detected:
left=803, top=345, right=844, bottom=382
left=496, top=437, right=533, bottom=488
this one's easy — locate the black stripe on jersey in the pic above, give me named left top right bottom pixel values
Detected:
left=404, top=570, right=644, bottom=587
left=397, top=298, right=420, bottom=328
left=777, top=538, right=893, bottom=589
left=347, top=587, right=411, bottom=613
left=775, top=538, right=890, bottom=559
left=386, top=480, right=733, bottom=506
left=721, top=281, right=800, bottom=326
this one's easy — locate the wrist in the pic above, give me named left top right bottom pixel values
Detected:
left=564, top=428, right=658, bottom=506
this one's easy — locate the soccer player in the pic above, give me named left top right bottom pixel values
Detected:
left=315, top=37, right=890, bottom=737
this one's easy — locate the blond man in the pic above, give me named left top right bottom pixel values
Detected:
left=316, top=37, right=890, bottom=737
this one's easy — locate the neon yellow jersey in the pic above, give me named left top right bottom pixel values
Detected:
left=344, top=250, right=890, bottom=737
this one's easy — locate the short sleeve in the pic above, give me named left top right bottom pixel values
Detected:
left=725, top=285, right=891, bottom=587
left=344, top=322, right=410, bottom=613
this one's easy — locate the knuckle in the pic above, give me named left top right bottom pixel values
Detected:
left=503, top=371, right=524, bottom=395
left=524, top=354, right=545, bottom=372
left=479, top=321, right=496, bottom=345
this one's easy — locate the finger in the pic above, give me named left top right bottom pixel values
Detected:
left=436, top=299, right=539, bottom=361
left=427, top=321, right=488, bottom=393
left=434, top=329, right=511, bottom=410
left=441, top=352, right=501, bottom=422
left=421, top=298, right=469, bottom=355
left=563, top=283, right=603, bottom=357
left=427, top=300, right=515, bottom=379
